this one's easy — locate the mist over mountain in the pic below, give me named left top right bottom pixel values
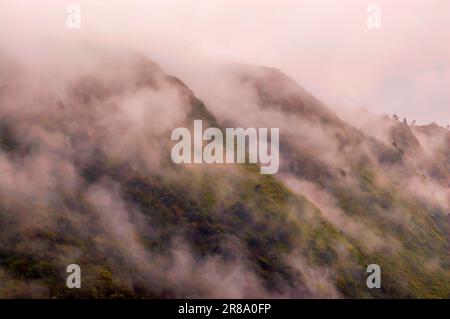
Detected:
left=0, top=41, right=449, bottom=298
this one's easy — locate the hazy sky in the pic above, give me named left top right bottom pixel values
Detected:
left=1, top=0, right=449, bottom=125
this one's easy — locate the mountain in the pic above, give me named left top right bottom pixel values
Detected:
left=0, top=44, right=449, bottom=298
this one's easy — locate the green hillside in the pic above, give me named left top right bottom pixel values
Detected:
left=0, top=49, right=449, bottom=298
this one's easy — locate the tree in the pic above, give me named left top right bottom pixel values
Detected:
left=403, top=118, right=408, bottom=125
left=393, top=114, right=399, bottom=121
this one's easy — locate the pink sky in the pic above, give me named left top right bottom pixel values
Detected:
left=1, top=0, right=449, bottom=125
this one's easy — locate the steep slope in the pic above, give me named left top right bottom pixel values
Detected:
left=192, top=64, right=450, bottom=298
left=0, top=45, right=353, bottom=298
left=0, top=45, right=449, bottom=298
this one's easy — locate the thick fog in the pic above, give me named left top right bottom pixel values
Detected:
left=1, top=0, right=449, bottom=125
